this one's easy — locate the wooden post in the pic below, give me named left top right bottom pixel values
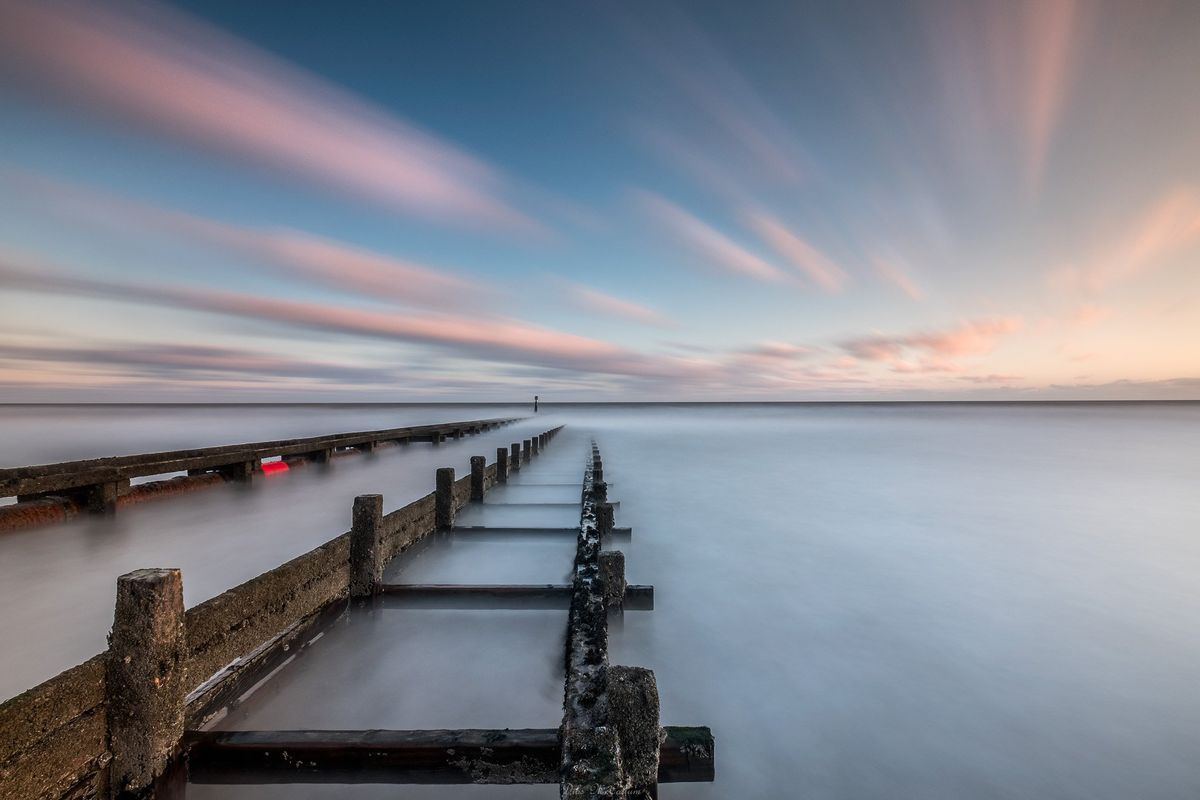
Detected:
left=510, top=443, right=521, bottom=473
left=496, top=447, right=509, bottom=483
left=350, top=494, right=384, bottom=598
left=107, top=568, right=186, bottom=799
left=597, top=502, right=614, bottom=536
left=609, top=666, right=662, bottom=796
left=87, top=480, right=125, bottom=514
left=522, top=439, right=532, bottom=463
left=470, top=456, right=486, bottom=501
left=217, top=459, right=260, bottom=482
left=531, top=437, right=540, bottom=456
left=435, top=468, right=455, bottom=530
left=600, top=550, right=626, bottom=607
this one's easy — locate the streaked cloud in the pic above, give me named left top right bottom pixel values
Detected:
left=0, top=252, right=708, bottom=382
left=871, top=254, right=925, bottom=301
left=560, top=281, right=673, bottom=328
left=636, top=191, right=786, bottom=282
left=0, top=0, right=532, bottom=230
left=0, top=341, right=391, bottom=385
left=12, top=171, right=494, bottom=310
left=743, top=211, right=848, bottom=292
left=1050, top=187, right=1200, bottom=293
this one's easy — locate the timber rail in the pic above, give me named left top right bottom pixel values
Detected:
left=0, top=425, right=715, bottom=799
left=0, top=416, right=519, bottom=532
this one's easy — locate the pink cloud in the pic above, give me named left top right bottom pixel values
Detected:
left=923, top=0, right=1087, bottom=191
left=870, top=254, right=925, bottom=301
left=841, top=318, right=1022, bottom=372
left=0, top=1, right=531, bottom=230
left=1051, top=187, right=1200, bottom=292
left=0, top=252, right=716, bottom=383
left=13, top=171, right=493, bottom=310
left=561, top=282, right=673, bottom=328
left=743, top=211, right=848, bottom=292
left=636, top=191, right=786, bottom=282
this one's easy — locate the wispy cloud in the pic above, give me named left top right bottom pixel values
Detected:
left=841, top=317, right=1022, bottom=372
left=615, top=4, right=808, bottom=185
left=0, top=341, right=391, bottom=385
left=743, top=211, right=848, bottom=292
left=0, top=0, right=532, bottom=230
left=0, top=252, right=709, bottom=382
left=636, top=191, right=786, bottom=282
left=559, top=281, right=673, bottom=328
left=870, top=253, right=925, bottom=301
left=12, top=171, right=494, bottom=310
left=923, top=0, right=1088, bottom=192
left=1050, top=187, right=1200, bottom=293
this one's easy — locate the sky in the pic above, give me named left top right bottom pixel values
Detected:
left=0, top=0, right=1197, bottom=402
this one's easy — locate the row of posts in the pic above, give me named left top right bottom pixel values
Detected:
left=103, top=426, right=559, bottom=798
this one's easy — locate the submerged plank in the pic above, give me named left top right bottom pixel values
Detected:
left=184, top=726, right=713, bottom=784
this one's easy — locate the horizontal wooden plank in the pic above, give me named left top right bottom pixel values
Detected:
left=0, top=417, right=519, bottom=496
left=377, top=583, right=653, bottom=610
left=451, top=526, right=632, bottom=536
left=184, top=726, right=712, bottom=785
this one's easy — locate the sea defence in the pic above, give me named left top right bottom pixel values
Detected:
left=0, top=416, right=519, bottom=533
left=0, top=425, right=715, bottom=799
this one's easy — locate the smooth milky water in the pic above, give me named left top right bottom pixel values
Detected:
left=3, top=402, right=1199, bottom=799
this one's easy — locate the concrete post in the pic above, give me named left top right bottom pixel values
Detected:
left=510, top=443, right=521, bottom=473
left=107, top=568, right=186, bottom=799
left=496, top=447, right=509, bottom=483
left=350, top=494, right=384, bottom=598
left=600, top=550, right=626, bottom=607
left=470, top=456, right=486, bottom=501
left=608, top=666, right=662, bottom=796
left=435, top=468, right=455, bottom=530
left=522, top=439, right=532, bottom=463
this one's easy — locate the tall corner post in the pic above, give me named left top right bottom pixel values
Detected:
left=435, top=467, right=455, bottom=530
left=107, top=568, right=186, bottom=799
left=496, top=447, right=509, bottom=483
left=350, top=494, right=384, bottom=598
left=470, top=456, right=486, bottom=502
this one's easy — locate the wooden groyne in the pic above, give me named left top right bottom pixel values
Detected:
left=0, top=416, right=519, bottom=533
left=0, top=426, right=714, bottom=799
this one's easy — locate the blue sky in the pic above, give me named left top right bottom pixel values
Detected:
left=0, top=0, right=1198, bottom=401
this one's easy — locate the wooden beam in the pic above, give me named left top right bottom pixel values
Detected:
left=451, top=525, right=632, bottom=536
left=0, top=416, right=521, bottom=498
left=377, top=583, right=653, bottom=610
left=184, top=726, right=713, bottom=785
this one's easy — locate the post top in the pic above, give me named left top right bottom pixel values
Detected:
left=119, top=567, right=180, bottom=582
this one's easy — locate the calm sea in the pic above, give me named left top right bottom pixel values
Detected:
left=2, top=402, right=1198, bottom=799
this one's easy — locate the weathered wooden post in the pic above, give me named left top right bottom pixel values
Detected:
left=470, top=456, right=486, bottom=501
left=531, top=436, right=540, bottom=456
left=510, top=443, right=521, bottom=473
left=608, top=666, right=662, bottom=797
left=597, top=502, right=614, bottom=535
left=435, top=468, right=455, bottom=530
left=600, top=550, right=626, bottom=607
left=107, top=568, right=186, bottom=799
left=87, top=479, right=127, bottom=514
left=350, top=494, right=384, bottom=598
left=522, top=439, right=532, bottom=463
left=496, top=447, right=509, bottom=483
